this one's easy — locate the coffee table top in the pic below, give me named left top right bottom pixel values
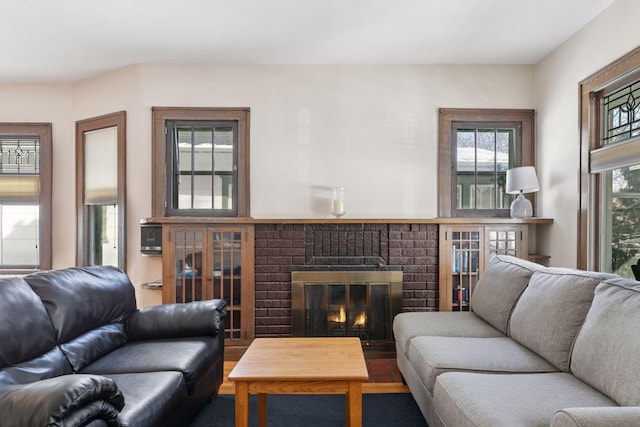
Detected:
left=228, top=337, right=369, bottom=381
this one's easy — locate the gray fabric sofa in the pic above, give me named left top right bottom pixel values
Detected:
left=393, top=255, right=640, bottom=427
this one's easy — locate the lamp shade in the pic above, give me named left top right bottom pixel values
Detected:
left=506, top=166, right=539, bottom=195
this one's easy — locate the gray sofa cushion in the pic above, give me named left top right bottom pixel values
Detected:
left=470, top=255, right=542, bottom=334
left=551, top=407, right=640, bottom=427
left=393, top=311, right=504, bottom=356
left=434, top=372, right=616, bottom=427
left=406, top=336, right=558, bottom=393
left=570, top=278, right=640, bottom=406
left=508, top=268, right=616, bottom=371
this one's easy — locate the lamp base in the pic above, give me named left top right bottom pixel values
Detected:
left=510, top=193, right=533, bottom=218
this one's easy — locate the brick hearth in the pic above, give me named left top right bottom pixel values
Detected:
left=254, top=223, right=438, bottom=338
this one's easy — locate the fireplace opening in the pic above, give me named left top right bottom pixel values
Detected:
left=291, top=271, right=402, bottom=353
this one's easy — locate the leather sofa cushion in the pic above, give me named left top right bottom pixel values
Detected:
left=99, top=372, right=188, bottom=427
left=509, top=268, right=616, bottom=371
left=25, top=266, right=137, bottom=344
left=0, top=276, right=57, bottom=368
left=60, top=324, right=127, bottom=372
left=571, top=278, right=640, bottom=406
left=434, top=372, right=615, bottom=427
left=81, top=337, right=221, bottom=393
left=470, top=255, right=542, bottom=335
left=0, top=347, right=72, bottom=386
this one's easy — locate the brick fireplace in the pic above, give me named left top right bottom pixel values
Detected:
left=254, top=223, right=439, bottom=339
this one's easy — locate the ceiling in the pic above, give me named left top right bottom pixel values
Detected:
left=1, top=0, right=615, bottom=83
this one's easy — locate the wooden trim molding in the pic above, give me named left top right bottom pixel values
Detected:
left=144, top=216, right=553, bottom=225
left=437, top=108, right=536, bottom=217
left=75, top=111, right=127, bottom=270
left=578, top=46, right=640, bottom=270
left=0, top=122, right=52, bottom=271
left=151, top=107, right=250, bottom=218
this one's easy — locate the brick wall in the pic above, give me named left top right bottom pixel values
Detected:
left=254, top=223, right=438, bottom=338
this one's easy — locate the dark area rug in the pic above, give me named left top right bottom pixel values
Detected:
left=190, top=393, right=428, bottom=427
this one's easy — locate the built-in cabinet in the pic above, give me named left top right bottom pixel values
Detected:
left=438, top=223, right=529, bottom=311
left=161, top=224, right=255, bottom=346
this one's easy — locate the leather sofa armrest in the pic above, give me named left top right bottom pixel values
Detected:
left=0, top=374, right=124, bottom=427
left=551, top=407, right=640, bottom=427
left=125, top=299, right=227, bottom=340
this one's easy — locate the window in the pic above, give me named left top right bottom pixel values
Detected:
left=438, top=109, right=535, bottom=217
left=0, top=123, right=52, bottom=271
left=76, top=112, right=126, bottom=269
left=152, top=108, right=250, bottom=217
left=579, top=47, right=640, bottom=275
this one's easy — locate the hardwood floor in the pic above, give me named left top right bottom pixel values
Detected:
left=219, top=360, right=409, bottom=395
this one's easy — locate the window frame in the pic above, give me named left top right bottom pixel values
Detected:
left=152, top=107, right=250, bottom=218
left=578, top=46, right=640, bottom=270
left=0, top=122, right=52, bottom=272
left=438, top=109, right=535, bottom=217
left=75, top=111, right=127, bottom=270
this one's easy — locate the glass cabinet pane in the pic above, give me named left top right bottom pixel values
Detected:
left=210, top=229, right=243, bottom=340
left=173, top=230, right=204, bottom=303
left=450, top=228, right=481, bottom=311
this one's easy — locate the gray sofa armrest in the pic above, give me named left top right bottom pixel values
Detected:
left=125, top=299, right=227, bottom=340
left=552, top=407, right=640, bottom=427
left=0, top=374, right=124, bottom=427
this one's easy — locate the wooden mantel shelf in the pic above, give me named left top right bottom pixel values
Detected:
left=144, top=216, right=553, bottom=225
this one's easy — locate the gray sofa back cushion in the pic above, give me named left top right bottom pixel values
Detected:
left=470, top=255, right=542, bottom=334
left=25, top=266, right=137, bottom=344
left=509, top=268, right=616, bottom=371
left=571, top=278, right=640, bottom=406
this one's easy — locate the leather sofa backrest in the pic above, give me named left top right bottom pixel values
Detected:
left=0, top=276, right=57, bottom=368
left=571, top=278, right=640, bottom=406
left=509, top=267, right=617, bottom=372
left=24, top=266, right=137, bottom=344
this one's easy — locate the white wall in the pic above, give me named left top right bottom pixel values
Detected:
left=1, top=64, right=534, bottom=307
left=0, top=83, right=74, bottom=269
left=535, top=0, right=640, bottom=267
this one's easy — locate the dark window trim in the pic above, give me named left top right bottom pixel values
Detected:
left=438, top=108, right=535, bottom=217
left=152, top=107, right=250, bottom=218
left=75, top=111, right=127, bottom=270
left=578, top=46, right=640, bottom=270
left=0, top=122, right=52, bottom=272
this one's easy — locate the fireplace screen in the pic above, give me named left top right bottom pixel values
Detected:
left=291, top=271, right=402, bottom=345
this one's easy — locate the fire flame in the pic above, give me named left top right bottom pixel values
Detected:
left=331, top=306, right=366, bottom=328
left=353, top=312, right=366, bottom=327
left=332, top=306, right=346, bottom=323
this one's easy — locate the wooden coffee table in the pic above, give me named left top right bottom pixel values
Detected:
left=228, top=337, right=369, bottom=427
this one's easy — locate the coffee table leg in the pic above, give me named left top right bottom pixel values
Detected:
left=346, top=381, right=363, bottom=427
left=258, top=393, right=267, bottom=427
left=235, top=381, right=249, bottom=427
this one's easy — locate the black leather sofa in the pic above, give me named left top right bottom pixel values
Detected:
left=0, top=266, right=226, bottom=427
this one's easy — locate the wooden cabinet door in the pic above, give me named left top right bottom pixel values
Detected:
left=439, top=226, right=485, bottom=312
left=162, top=224, right=254, bottom=346
left=207, top=225, right=254, bottom=345
left=485, top=225, right=526, bottom=260
left=439, top=224, right=528, bottom=311
left=162, top=226, right=207, bottom=304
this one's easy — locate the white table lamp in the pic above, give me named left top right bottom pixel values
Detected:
left=506, top=166, right=539, bottom=218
